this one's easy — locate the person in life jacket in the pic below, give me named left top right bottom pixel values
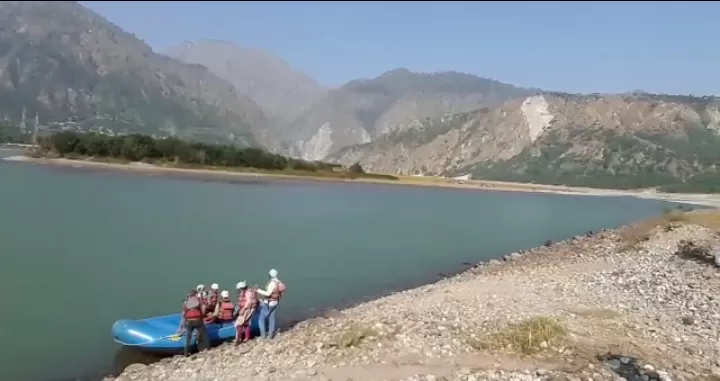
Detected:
left=214, top=290, right=235, bottom=323
left=177, top=290, right=210, bottom=357
left=207, top=283, right=219, bottom=307
left=204, top=283, right=220, bottom=322
left=255, top=268, right=286, bottom=340
left=234, top=281, right=258, bottom=345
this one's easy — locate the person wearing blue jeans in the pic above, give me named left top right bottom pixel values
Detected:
left=255, top=268, right=285, bottom=339
left=258, top=302, right=278, bottom=339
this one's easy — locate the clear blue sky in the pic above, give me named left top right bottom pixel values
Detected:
left=81, top=1, right=718, bottom=95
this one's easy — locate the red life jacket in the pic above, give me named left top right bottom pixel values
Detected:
left=238, top=289, right=258, bottom=309
left=183, top=296, right=203, bottom=319
left=218, top=301, right=235, bottom=320
left=268, top=279, right=286, bottom=301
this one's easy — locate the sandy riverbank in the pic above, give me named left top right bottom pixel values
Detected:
left=6, top=155, right=720, bottom=207
left=107, top=209, right=720, bottom=381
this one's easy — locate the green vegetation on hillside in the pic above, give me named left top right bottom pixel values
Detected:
left=468, top=127, right=720, bottom=193
left=0, top=1, right=269, bottom=148
left=0, top=122, right=30, bottom=144
left=0, top=123, right=18, bottom=143
left=34, top=131, right=397, bottom=181
left=343, top=69, right=537, bottom=97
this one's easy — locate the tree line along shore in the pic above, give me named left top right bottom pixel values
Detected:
left=21, top=130, right=398, bottom=181
left=4, top=119, right=720, bottom=194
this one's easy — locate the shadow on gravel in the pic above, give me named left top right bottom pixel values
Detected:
left=598, top=353, right=668, bottom=381
left=674, top=239, right=718, bottom=267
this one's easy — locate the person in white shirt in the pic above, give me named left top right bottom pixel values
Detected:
left=255, top=268, right=285, bottom=339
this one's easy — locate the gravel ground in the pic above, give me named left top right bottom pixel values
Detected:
left=110, top=213, right=720, bottom=381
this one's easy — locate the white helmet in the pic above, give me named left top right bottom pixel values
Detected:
left=269, top=269, right=278, bottom=278
left=236, top=281, right=247, bottom=289
left=210, top=283, right=219, bottom=290
left=220, top=290, right=230, bottom=299
left=196, top=284, right=205, bottom=291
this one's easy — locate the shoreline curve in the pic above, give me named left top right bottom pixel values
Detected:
left=5, top=155, right=720, bottom=208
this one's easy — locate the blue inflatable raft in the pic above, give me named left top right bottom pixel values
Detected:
left=112, top=313, right=260, bottom=353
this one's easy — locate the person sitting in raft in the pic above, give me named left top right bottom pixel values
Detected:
left=214, top=290, right=235, bottom=323
left=234, top=281, right=258, bottom=345
left=255, top=269, right=286, bottom=340
left=204, top=283, right=220, bottom=322
left=207, top=283, right=219, bottom=309
left=196, top=284, right=207, bottom=302
left=178, top=290, right=209, bottom=357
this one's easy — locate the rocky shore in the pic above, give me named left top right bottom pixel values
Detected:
left=108, top=210, right=720, bottom=381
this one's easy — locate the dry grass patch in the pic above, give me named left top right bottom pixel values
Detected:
left=330, top=324, right=377, bottom=348
left=616, top=209, right=717, bottom=251
left=568, top=307, right=621, bottom=320
left=680, top=210, right=720, bottom=230
left=617, top=220, right=656, bottom=251
left=469, top=317, right=568, bottom=355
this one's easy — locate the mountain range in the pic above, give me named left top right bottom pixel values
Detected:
left=2, top=1, right=719, bottom=192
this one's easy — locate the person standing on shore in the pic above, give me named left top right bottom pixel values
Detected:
left=178, top=290, right=210, bottom=357
left=255, top=269, right=286, bottom=340
left=234, top=281, right=258, bottom=345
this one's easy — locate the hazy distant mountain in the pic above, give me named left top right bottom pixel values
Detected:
left=286, top=68, right=538, bottom=161
left=0, top=1, right=272, bottom=147
left=167, top=40, right=328, bottom=130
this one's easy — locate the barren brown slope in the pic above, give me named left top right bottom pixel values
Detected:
left=328, top=92, right=720, bottom=192
left=167, top=40, right=328, bottom=131
left=0, top=1, right=272, bottom=148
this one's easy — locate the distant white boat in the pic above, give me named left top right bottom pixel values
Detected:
left=452, top=173, right=472, bottom=181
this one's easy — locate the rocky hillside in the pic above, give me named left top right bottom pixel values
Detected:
left=0, top=1, right=273, bottom=148
left=328, top=93, right=720, bottom=192
left=286, top=68, right=537, bottom=161
left=167, top=40, right=328, bottom=130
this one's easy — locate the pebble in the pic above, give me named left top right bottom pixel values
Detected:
left=123, top=363, right=147, bottom=373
